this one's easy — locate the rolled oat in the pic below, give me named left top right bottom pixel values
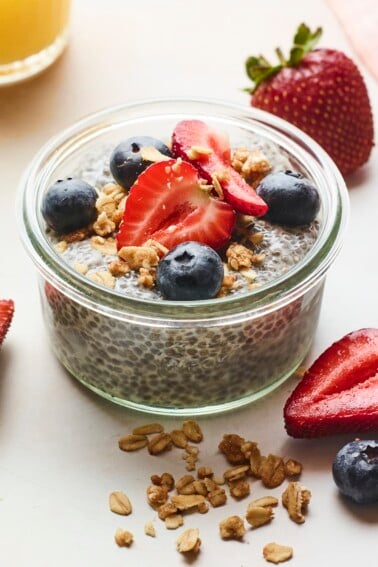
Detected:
left=118, top=433, right=148, bottom=452
left=109, top=491, right=132, bottom=516
left=263, top=542, right=293, bottom=564
left=176, top=528, right=201, bottom=554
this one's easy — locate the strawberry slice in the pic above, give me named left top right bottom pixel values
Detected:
left=284, top=328, right=378, bottom=438
left=0, top=299, right=14, bottom=347
left=116, top=159, right=235, bottom=251
left=171, top=120, right=268, bottom=216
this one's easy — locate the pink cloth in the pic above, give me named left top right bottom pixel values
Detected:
left=327, top=0, right=378, bottom=80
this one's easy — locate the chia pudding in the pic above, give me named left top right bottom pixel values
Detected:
left=20, top=100, right=348, bottom=415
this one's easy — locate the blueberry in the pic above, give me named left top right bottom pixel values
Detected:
left=332, top=440, right=378, bottom=504
left=256, top=170, right=320, bottom=226
left=42, top=177, right=97, bottom=234
left=156, top=241, right=224, bottom=301
left=110, top=136, right=172, bottom=189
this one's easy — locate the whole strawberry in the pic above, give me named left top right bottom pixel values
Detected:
left=245, top=24, right=374, bottom=176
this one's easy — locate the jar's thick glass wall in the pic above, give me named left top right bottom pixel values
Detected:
left=19, top=100, right=348, bottom=414
left=39, top=276, right=324, bottom=414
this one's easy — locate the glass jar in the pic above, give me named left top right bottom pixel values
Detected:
left=19, top=99, right=349, bottom=415
left=0, top=0, right=71, bottom=85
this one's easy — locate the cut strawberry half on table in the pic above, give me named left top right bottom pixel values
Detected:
left=0, top=299, right=15, bottom=347
left=171, top=120, right=268, bottom=216
left=116, top=159, right=235, bottom=251
left=284, top=328, right=378, bottom=438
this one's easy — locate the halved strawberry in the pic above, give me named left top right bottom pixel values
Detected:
left=284, top=328, right=378, bottom=438
left=116, top=159, right=235, bottom=251
left=171, top=120, right=268, bottom=216
left=0, top=299, right=14, bottom=347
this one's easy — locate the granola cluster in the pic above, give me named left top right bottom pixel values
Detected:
left=231, top=146, right=271, bottom=187
left=110, top=421, right=311, bottom=561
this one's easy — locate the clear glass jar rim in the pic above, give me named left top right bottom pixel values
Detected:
left=18, top=97, right=349, bottom=323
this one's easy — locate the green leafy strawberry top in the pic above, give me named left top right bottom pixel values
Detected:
left=245, top=24, right=322, bottom=93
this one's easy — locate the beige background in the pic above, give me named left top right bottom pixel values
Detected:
left=0, top=1, right=377, bottom=566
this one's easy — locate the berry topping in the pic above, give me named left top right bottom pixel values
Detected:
left=332, top=440, right=378, bottom=504
left=0, top=299, right=14, bottom=348
left=42, top=178, right=98, bottom=234
left=110, top=136, right=172, bottom=189
left=284, top=328, right=378, bottom=438
left=116, top=159, right=235, bottom=251
left=256, top=170, right=320, bottom=226
left=171, top=120, right=268, bottom=216
left=245, top=23, right=374, bottom=176
left=156, top=241, right=224, bottom=301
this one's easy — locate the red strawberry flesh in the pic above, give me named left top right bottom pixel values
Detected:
left=284, top=328, right=378, bottom=438
left=171, top=120, right=268, bottom=216
left=116, top=159, right=235, bottom=251
left=0, top=299, right=14, bottom=347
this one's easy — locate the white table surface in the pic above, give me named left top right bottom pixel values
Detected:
left=1, top=1, right=377, bottom=566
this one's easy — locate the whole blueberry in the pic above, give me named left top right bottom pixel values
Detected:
left=332, top=440, right=378, bottom=504
left=110, top=136, right=172, bottom=189
left=41, top=177, right=98, bottom=234
left=156, top=241, right=224, bottom=301
left=256, top=170, right=320, bottom=226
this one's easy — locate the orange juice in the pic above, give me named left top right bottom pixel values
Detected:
left=0, top=0, right=70, bottom=83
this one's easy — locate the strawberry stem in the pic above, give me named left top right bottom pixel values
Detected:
left=245, top=23, right=323, bottom=93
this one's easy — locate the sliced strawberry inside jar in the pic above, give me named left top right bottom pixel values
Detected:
left=116, top=159, right=236, bottom=251
left=172, top=119, right=268, bottom=216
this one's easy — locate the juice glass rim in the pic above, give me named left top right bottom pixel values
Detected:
left=18, top=97, right=349, bottom=324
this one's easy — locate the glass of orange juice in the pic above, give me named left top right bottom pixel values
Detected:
left=0, top=0, right=71, bottom=85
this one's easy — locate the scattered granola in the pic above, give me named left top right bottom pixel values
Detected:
left=114, top=528, right=134, bottom=548
left=207, top=487, right=227, bottom=508
left=263, top=542, right=293, bottom=564
left=176, top=528, right=201, bottom=554
left=132, top=423, right=164, bottom=436
left=182, top=420, right=203, bottom=443
left=118, top=433, right=148, bottom=452
left=218, top=434, right=248, bottom=465
left=165, top=514, right=184, bottom=530
left=170, top=429, right=188, bottom=449
left=109, top=491, right=132, bottom=516
left=112, top=424, right=311, bottom=558
left=282, top=482, right=311, bottom=524
left=144, top=521, right=156, bottom=537
left=150, top=472, right=175, bottom=491
left=219, top=515, right=246, bottom=540
left=146, top=484, right=168, bottom=508
left=176, top=475, right=196, bottom=495
left=246, top=503, right=274, bottom=528
left=171, top=494, right=206, bottom=511
left=224, top=464, right=250, bottom=483
left=158, top=502, right=178, bottom=520
left=229, top=479, right=250, bottom=500
left=284, top=459, right=303, bottom=478
left=259, top=454, right=286, bottom=488
left=147, top=432, right=172, bottom=455
left=197, top=466, right=214, bottom=479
